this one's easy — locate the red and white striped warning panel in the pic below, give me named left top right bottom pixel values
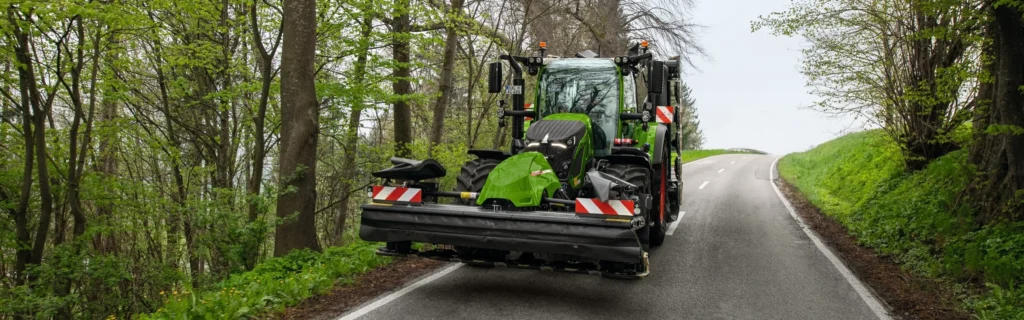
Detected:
left=575, top=198, right=637, bottom=216
left=655, top=106, right=674, bottom=124
left=371, top=186, right=422, bottom=204
left=525, top=103, right=534, bottom=121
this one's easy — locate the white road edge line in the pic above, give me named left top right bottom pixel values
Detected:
left=769, top=158, right=893, bottom=320
left=717, top=168, right=725, bottom=173
left=730, top=161, right=736, bottom=165
left=698, top=181, right=709, bottom=189
left=337, top=263, right=463, bottom=320
left=666, top=211, right=685, bottom=235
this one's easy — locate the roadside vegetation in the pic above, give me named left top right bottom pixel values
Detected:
left=138, top=241, right=390, bottom=319
left=779, top=130, right=1024, bottom=319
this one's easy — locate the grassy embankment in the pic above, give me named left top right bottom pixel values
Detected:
left=778, top=130, right=1024, bottom=319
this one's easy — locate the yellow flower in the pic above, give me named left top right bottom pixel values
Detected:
left=159, top=291, right=165, bottom=295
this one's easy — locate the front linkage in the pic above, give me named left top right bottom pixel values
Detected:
left=360, top=157, right=653, bottom=279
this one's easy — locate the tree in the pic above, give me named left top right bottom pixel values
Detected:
left=968, top=1, right=1024, bottom=222
left=753, top=0, right=982, bottom=170
left=331, top=8, right=375, bottom=245
left=428, top=0, right=467, bottom=151
left=677, top=81, right=705, bottom=150
left=245, top=0, right=284, bottom=270
left=274, top=0, right=321, bottom=256
left=391, top=0, right=414, bottom=158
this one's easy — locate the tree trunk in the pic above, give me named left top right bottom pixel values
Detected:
left=275, top=0, right=322, bottom=257
left=427, top=0, right=465, bottom=153
left=970, top=3, right=1024, bottom=223
left=94, top=84, right=118, bottom=254
left=10, top=12, right=35, bottom=282
left=392, top=0, right=414, bottom=158
left=244, top=0, right=280, bottom=269
left=8, top=7, right=56, bottom=270
left=331, top=15, right=373, bottom=246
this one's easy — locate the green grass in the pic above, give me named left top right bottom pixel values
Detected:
left=778, top=129, right=1024, bottom=319
left=677, top=149, right=759, bottom=164
left=137, top=240, right=391, bottom=319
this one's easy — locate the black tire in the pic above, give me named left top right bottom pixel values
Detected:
left=649, top=149, right=669, bottom=247
left=667, top=156, right=681, bottom=222
left=604, top=164, right=652, bottom=250
left=455, top=158, right=501, bottom=205
left=454, top=158, right=503, bottom=266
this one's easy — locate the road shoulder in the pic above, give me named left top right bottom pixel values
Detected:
left=272, top=257, right=444, bottom=320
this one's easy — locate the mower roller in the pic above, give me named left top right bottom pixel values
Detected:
left=359, top=41, right=686, bottom=279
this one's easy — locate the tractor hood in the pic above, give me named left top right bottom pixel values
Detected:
left=523, top=113, right=594, bottom=190
left=476, top=152, right=563, bottom=208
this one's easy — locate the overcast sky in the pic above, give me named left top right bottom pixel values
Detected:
left=684, top=0, right=865, bottom=155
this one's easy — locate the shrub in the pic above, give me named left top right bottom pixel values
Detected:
left=138, top=241, right=390, bottom=319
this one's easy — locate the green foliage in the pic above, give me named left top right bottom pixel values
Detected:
left=137, top=241, right=390, bottom=319
left=753, top=0, right=981, bottom=169
left=779, top=129, right=1024, bottom=318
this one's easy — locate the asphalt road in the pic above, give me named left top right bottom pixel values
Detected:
left=338, top=154, right=888, bottom=320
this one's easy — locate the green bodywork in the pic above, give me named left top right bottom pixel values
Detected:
left=476, top=152, right=563, bottom=207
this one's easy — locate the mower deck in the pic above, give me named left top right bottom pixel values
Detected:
left=359, top=202, right=647, bottom=266
left=377, top=246, right=649, bottom=279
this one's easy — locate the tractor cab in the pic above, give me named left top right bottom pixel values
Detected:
left=535, top=58, right=620, bottom=157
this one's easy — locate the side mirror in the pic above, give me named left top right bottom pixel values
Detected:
left=488, top=62, right=503, bottom=93
left=648, top=60, right=664, bottom=94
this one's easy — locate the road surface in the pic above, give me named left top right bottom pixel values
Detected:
left=338, top=154, right=889, bottom=320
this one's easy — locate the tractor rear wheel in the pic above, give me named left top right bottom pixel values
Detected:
left=604, top=164, right=652, bottom=250
left=668, top=156, right=682, bottom=222
left=455, top=158, right=501, bottom=205
left=649, top=150, right=670, bottom=247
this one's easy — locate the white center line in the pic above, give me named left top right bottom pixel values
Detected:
left=730, top=161, right=736, bottom=165
left=717, top=168, right=725, bottom=173
left=666, top=211, right=686, bottom=235
left=698, top=181, right=709, bottom=189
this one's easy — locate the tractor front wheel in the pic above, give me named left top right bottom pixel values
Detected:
left=455, top=158, right=501, bottom=205
left=454, top=158, right=503, bottom=266
left=604, top=164, right=652, bottom=250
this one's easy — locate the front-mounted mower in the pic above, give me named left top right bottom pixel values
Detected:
left=359, top=41, right=686, bottom=279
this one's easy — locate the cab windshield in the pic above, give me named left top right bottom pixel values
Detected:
left=538, top=59, right=619, bottom=155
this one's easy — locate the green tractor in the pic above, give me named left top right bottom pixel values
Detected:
left=359, top=41, right=685, bottom=279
